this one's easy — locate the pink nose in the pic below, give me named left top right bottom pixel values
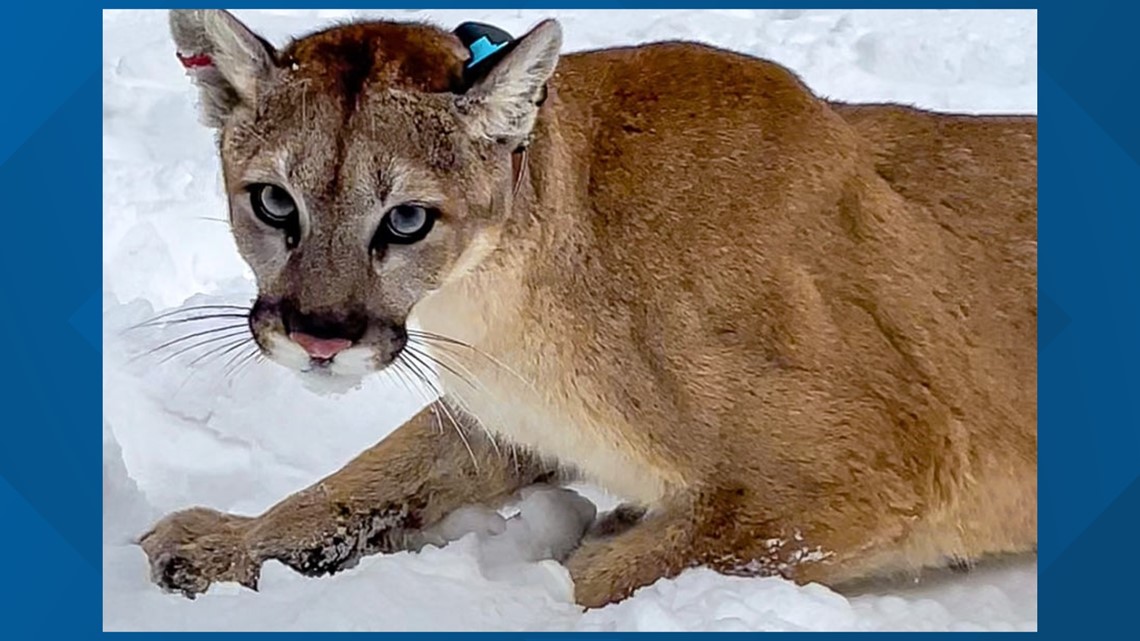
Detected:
left=290, top=332, right=353, bottom=360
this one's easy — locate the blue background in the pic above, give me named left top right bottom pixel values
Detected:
left=0, top=0, right=1131, bottom=636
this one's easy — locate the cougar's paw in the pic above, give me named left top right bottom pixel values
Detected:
left=138, top=507, right=260, bottom=599
left=566, top=543, right=630, bottom=609
left=587, top=504, right=648, bottom=539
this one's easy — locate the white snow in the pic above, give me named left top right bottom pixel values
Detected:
left=102, top=9, right=1038, bottom=632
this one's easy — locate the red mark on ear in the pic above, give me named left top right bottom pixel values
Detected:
left=177, top=51, right=213, bottom=70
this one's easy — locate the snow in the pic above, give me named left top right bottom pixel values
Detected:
left=102, top=9, right=1038, bottom=632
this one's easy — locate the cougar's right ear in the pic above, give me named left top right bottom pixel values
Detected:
left=455, top=19, right=562, bottom=146
left=169, top=9, right=276, bottom=128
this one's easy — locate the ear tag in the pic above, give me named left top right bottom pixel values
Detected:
left=176, top=51, right=213, bottom=70
left=453, top=22, right=515, bottom=90
left=467, top=36, right=508, bottom=68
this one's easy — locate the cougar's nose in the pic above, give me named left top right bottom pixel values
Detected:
left=280, top=301, right=368, bottom=360
left=289, top=333, right=353, bottom=359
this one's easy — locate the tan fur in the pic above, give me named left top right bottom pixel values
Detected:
left=144, top=11, right=1036, bottom=609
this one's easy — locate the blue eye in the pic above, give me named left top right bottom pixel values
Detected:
left=248, top=183, right=301, bottom=249
left=377, top=205, right=437, bottom=245
left=249, top=184, right=297, bottom=227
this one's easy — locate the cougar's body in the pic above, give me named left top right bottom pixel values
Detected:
left=422, top=39, right=1036, bottom=562
left=142, top=12, right=1036, bottom=608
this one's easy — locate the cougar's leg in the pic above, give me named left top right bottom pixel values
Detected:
left=141, top=401, right=550, bottom=597
left=564, top=485, right=900, bottom=608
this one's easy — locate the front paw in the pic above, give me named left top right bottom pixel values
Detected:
left=139, top=507, right=260, bottom=599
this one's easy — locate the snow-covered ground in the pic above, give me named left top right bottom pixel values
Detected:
left=102, top=9, right=1038, bottom=632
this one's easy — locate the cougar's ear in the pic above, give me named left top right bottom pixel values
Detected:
left=456, top=19, right=562, bottom=146
left=169, top=9, right=276, bottom=128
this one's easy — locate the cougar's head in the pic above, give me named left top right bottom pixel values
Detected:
left=169, top=10, right=561, bottom=388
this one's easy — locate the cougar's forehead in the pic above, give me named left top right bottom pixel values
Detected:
left=264, top=20, right=469, bottom=144
left=228, top=89, right=467, bottom=184
left=282, top=21, right=469, bottom=98
left=220, top=21, right=483, bottom=202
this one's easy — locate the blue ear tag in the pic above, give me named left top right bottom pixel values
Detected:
left=453, top=22, right=516, bottom=90
left=467, top=36, right=507, bottom=69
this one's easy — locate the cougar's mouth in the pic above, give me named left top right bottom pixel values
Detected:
left=255, top=332, right=388, bottom=395
left=249, top=297, right=409, bottom=387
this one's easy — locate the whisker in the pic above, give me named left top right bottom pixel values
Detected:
left=170, top=341, right=258, bottom=401
left=406, top=329, right=538, bottom=393
left=404, top=347, right=505, bottom=463
left=383, top=357, right=416, bottom=402
left=131, top=313, right=248, bottom=330
left=416, top=344, right=492, bottom=398
left=441, top=390, right=503, bottom=460
left=404, top=343, right=477, bottom=392
left=439, top=397, right=478, bottom=473
left=225, top=347, right=261, bottom=381
left=145, top=303, right=249, bottom=317
left=130, top=304, right=250, bottom=329
left=404, top=329, right=472, bottom=353
left=406, top=342, right=503, bottom=459
left=130, top=325, right=247, bottom=362
left=154, top=329, right=250, bottom=365
left=400, top=347, right=446, bottom=400
left=401, top=351, right=478, bottom=472
left=220, top=344, right=256, bottom=375
left=429, top=399, right=445, bottom=435
left=389, top=358, right=440, bottom=431
left=170, top=365, right=206, bottom=401
left=393, top=357, right=445, bottom=436
left=187, top=337, right=251, bottom=369
left=240, top=353, right=267, bottom=381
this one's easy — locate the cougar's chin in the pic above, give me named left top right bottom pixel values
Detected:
left=262, top=334, right=376, bottom=396
left=297, top=368, right=367, bottom=396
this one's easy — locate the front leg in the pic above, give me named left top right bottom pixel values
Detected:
left=566, top=486, right=908, bottom=608
left=565, top=499, right=700, bottom=608
left=140, top=401, right=549, bottom=597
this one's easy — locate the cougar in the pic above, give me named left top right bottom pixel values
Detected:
left=139, top=10, right=1037, bottom=609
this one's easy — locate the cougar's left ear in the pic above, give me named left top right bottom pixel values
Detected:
left=456, top=19, right=562, bottom=146
left=169, top=9, right=277, bottom=128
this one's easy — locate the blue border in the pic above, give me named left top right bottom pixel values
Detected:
left=4, top=0, right=1133, bottom=636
